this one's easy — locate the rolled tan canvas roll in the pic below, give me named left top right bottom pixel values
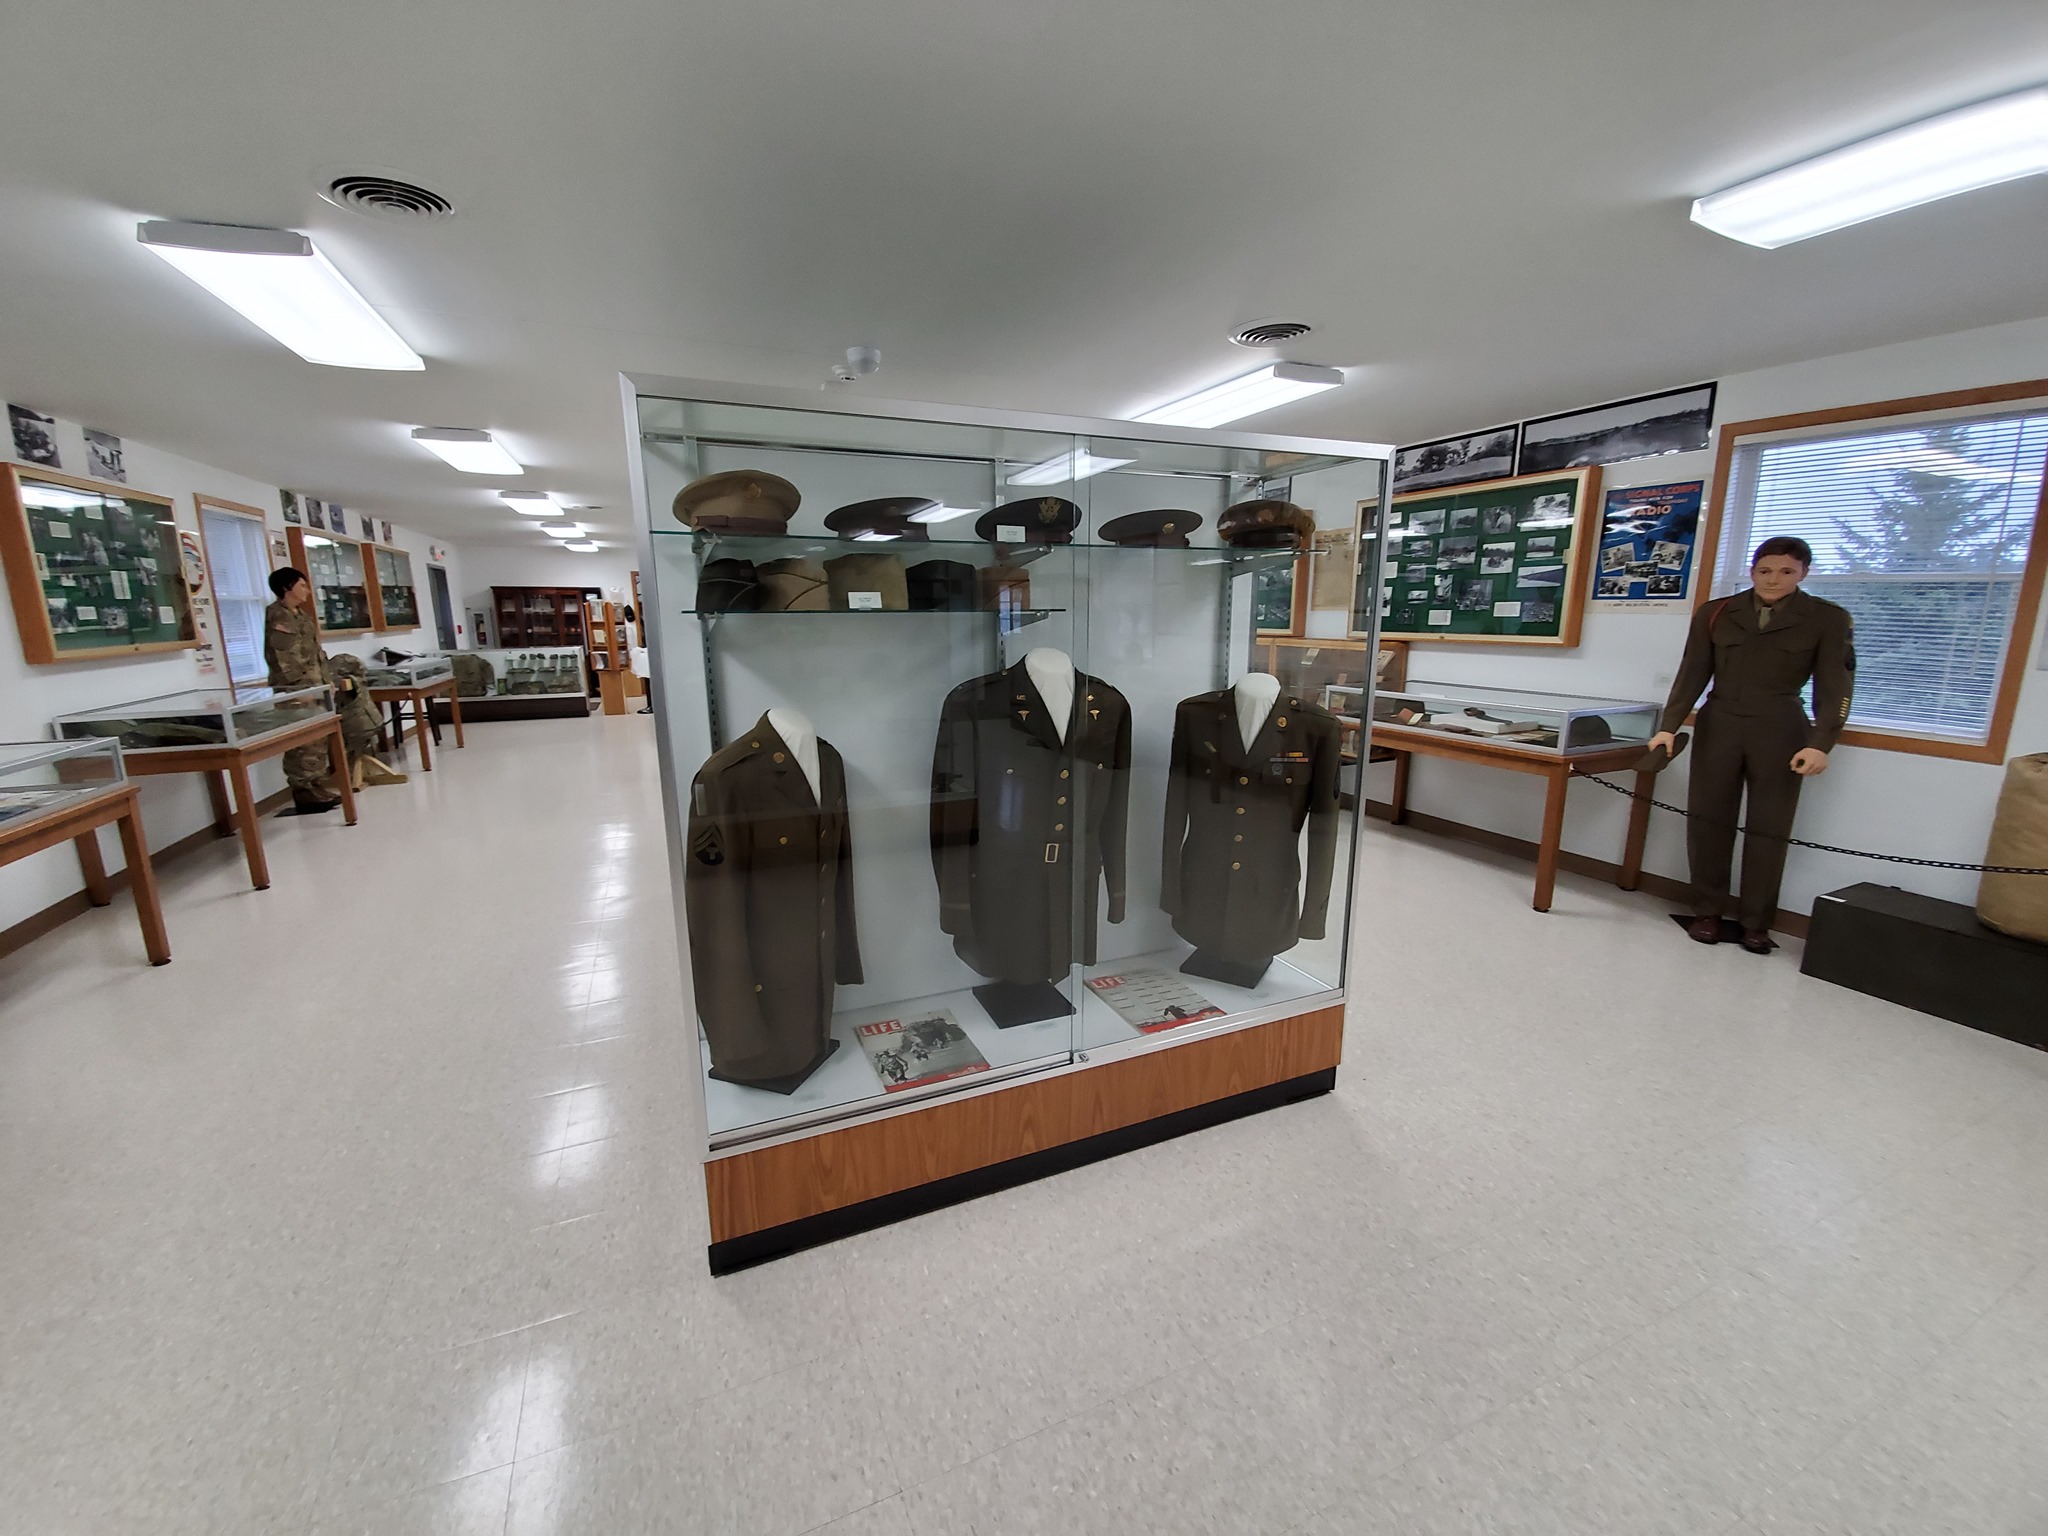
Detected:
left=1977, top=753, right=2048, bottom=944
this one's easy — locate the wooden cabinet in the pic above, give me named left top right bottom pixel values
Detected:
left=491, top=585, right=596, bottom=647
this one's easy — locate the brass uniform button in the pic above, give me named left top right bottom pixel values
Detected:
left=1231, top=862, right=1241, bottom=870
left=1054, top=822, right=1064, bottom=831
left=1059, top=769, right=1069, bottom=780
left=753, top=983, right=762, bottom=993
left=1057, top=796, right=1067, bottom=805
left=1233, top=833, right=1243, bottom=842
left=749, top=740, right=760, bottom=748
left=1238, top=775, right=1249, bottom=785
left=773, top=752, right=785, bottom=763
left=1276, top=716, right=1287, bottom=727
left=778, top=836, right=788, bottom=845
left=1236, top=806, right=1245, bottom=815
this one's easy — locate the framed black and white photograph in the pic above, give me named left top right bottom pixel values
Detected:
left=381, top=519, right=395, bottom=545
left=280, top=490, right=303, bottom=526
left=1439, top=534, right=1477, bottom=567
left=1481, top=506, right=1516, bottom=536
left=1392, top=424, right=1520, bottom=493
left=8, top=405, right=60, bottom=467
left=1480, top=542, right=1516, bottom=576
left=1516, top=382, right=1716, bottom=475
left=1457, top=578, right=1495, bottom=613
left=83, top=428, right=125, bottom=483
left=306, top=499, right=326, bottom=531
left=1517, top=563, right=1566, bottom=588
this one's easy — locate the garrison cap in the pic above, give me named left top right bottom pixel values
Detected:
left=757, top=556, right=829, bottom=612
left=825, top=552, right=908, bottom=611
left=696, top=557, right=764, bottom=613
left=906, top=560, right=980, bottom=612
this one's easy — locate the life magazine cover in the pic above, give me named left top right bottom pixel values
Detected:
left=856, top=1010, right=990, bottom=1091
left=1085, top=969, right=1226, bottom=1034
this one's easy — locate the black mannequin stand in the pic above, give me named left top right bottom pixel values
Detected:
left=709, top=1037, right=840, bottom=1096
left=1180, top=949, right=1274, bottom=989
left=974, top=981, right=1074, bottom=1028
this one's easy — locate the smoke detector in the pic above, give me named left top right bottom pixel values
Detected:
left=320, top=174, right=455, bottom=221
left=1230, top=320, right=1313, bottom=348
left=827, top=344, right=882, bottom=386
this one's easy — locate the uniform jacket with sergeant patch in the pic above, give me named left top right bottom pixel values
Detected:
left=1659, top=587, right=1856, bottom=751
left=685, top=716, right=862, bottom=1085
left=1161, top=691, right=1343, bottom=962
left=930, top=660, right=1131, bottom=983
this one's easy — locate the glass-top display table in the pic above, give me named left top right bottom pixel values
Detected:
left=54, top=685, right=356, bottom=891
left=0, top=739, right=169, bottom=965
left=364, top=655, right=465, bottom=772
left=1369, top=681, right=1662, bottom=912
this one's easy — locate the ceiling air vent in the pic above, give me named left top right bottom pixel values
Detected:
left=322, top=175, right=454, bottom=221
left=1230, top=320, right=1312, bottom=348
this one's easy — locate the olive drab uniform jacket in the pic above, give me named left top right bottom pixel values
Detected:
left=1658, top=587, right=1856, bottom=750
left=930, top=661, right=1132, bottom=984
left=684, top=716, right=862, bottom=1086
left=1161, top=691, right=1343, bottom=963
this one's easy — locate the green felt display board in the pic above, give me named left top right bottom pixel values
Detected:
left=10, top=472, right=195, bottom=657
left=1377, top=469, right=1595, bottom=646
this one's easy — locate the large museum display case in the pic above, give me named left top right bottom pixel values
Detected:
left=626, top=374, right=1390, bottom=1269
left=54, top=684, right=333, bottom=751
left=371, top=546, right=420, bottom=629
left=1373, top=680, right=1659, bottom=754
left=364, top=653, right=453, bottom=688
left=434, top=645, right=593, bottom=723
left=0, top=737, right=124, bottom=826
left=287, top=528, right=372, bottom=634
left=1, top=466, right=199, bottom=664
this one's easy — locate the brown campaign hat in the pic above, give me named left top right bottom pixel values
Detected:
left=1098, top=509, right=1203, bottom=548
left=975, top=496, right=1080, bottom=545
left=673, top=470, right=800, bottom=533
left=822, top=497, right=934, bottom=541
left=1217, top=499, right=1314, bottom=549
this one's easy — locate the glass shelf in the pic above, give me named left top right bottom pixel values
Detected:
left=658, top=527, right=1304, bottom=563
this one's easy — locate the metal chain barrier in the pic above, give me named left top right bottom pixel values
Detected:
left=1581, top=774, right=2048, bottom=876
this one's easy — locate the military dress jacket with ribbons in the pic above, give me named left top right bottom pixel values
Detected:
left=1161, top=691, right=1343, bottom=962
left=684, top=716, right=862, bottom=1085
left=1659, top=587, right=1856, bottom=752
left=930, top=661, right=1131, bottom=984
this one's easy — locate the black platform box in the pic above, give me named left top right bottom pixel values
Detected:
left=1802, top=882, right=2047, bottom=1051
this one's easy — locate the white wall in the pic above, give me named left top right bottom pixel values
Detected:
left=3, top=414, right=465, bottom=933
left=458, top=545, right=634, bottom=648
left=1376, top=313, right=2048, bottom=917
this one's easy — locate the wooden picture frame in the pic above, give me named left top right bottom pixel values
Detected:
left=1, top=465, right=199, bottom=665
left=1252, top=554, right=1309, bottom=637
left=194, top=493, right=273, bottom=696
left=1378, top=465, right=1601, bottom=647
left=368, top=544, right=420, bottom=633
left=286, top=524, right=374, bottom=637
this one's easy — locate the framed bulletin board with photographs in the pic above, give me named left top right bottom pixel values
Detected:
left=1375, top=466, right=1600, bottom=647
left=1252, top=554, right=1308, bottom=637
left=0, top=465, right=199, bottom=664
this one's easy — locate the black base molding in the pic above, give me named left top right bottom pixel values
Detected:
left=430, top=696, right=593, bottom=723
left=1802, top=883, right=2048, bottom=1053
left=708, top=1065, right=1338, bottom=1274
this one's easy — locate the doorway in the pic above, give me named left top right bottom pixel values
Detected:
left=428, top=565, right=457, bottom=650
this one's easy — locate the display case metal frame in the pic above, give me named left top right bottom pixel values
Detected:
left=623, top=370, right=1394, bottom=1271
left=0, top=739, right=170, bottom=965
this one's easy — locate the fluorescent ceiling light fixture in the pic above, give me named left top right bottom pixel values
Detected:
left=136, top=220, right=423, bottom=370
left=1008, top=449, right=1137, bottom=486
left=1135, top=362, right=1345, bottom=429
left=538, top=523, right=582, bottom=538
left=563, top=541, right=600, bottom=553
left=1690, top=86, right=2048, bottom=248
left=499, top=491, right=563, bottom=515
left=908, top=503, right=980, bottom=524
left=412, top=427, right=522, bottom=475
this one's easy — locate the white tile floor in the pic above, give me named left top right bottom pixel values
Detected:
left=3, top=714, right=2045, bottom=1534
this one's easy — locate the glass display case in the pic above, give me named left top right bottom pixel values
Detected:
left=0, top=738, right=125, bottom=828
left=372, top=547, right=420, bottom=629
left=364, top=653, right=453, bottom=688
left=1371, top=680, right=1659, bottom=753
left=54, top=685, right=333, bottom=753
left=300, top=534, right=372, bottom=633
left=629, top=375, right=1391, bottom=1268
left=1, top=467, right=198, bottom=664
left=457, top=647, right=587, bottom=696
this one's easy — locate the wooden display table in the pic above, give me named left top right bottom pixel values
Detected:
left=1371, top=722, right=1655, bottom=912
left=369, top=675, right=465, bottom=772
left=1, top=782, right=170, bottom=964
left=124, top=714, right=358, bottom=891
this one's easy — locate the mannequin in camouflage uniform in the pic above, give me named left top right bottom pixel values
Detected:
left=325, top=652, right=407, bottom=786
left=265, top=568, right=342, bottom=812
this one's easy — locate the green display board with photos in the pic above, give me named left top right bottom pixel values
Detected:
left=1372, top=466, right=1599, bottom=647
left=1, top=466, right=198, bottom=665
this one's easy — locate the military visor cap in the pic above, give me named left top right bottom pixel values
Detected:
left=822, top=497, right=935, bottom=541
left=975, top=497, right=1080, bottom=545
left=673, top=470, right=800, bottom=533
left=1217, top=499, right=1314, bottom=549
left=1099, top=509, right=1203, bottom=548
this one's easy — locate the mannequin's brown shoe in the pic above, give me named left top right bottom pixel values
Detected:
left=1740, top=929, right=1778, bottom=955
left=1687, top=915, right=1723, bottom=944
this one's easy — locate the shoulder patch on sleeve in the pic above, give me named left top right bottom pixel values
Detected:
left=691, top=822, right=724, bottom=866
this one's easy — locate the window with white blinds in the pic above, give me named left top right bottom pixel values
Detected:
left=199, top=506, right=272, bottom=684
left=1716, top=407, right=2048, bottom=745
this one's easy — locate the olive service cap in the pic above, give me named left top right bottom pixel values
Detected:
left=696, top=557, right=764, bottom=613
left=1633, top=730, right=1690, bottom=775
left=1217, top=499, right=1315, bottom=549
left=672, top=470, right=800, bottom=534
left=822, top=497, right=935, bottom=541
left=1098, top=509, right=1203, bottom=548
left=975, top=496, right=1081, bottom=545
left=825, top=552, right=909, bottom=611
left=905, top=559, right=979, bottom=612
left=756, top=556, right=830, bottom=612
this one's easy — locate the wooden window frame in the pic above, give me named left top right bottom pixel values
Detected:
left=1696, top=377, right=2048, bottom=765
left=194, top=493, right=273, bottom=696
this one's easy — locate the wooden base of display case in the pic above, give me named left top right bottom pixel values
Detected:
left=431, top=696, right=593, bottom=723
left=704, top=1004, right=1343, bottom=1273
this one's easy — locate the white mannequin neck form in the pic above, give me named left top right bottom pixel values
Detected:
left=1023, top=647, right=1075, bottom=742
left=764, top=707, right=823, bottom=799
left=1234, top=672, right=1282, bottom=750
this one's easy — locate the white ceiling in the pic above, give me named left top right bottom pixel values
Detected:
left=1, top=0, right=2044, bottom=551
